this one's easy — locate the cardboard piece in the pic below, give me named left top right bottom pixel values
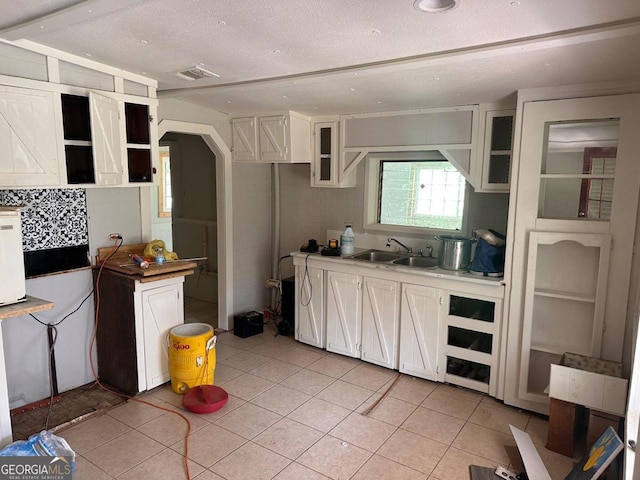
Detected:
left=510, top=425, right=623, bottom=480
left=549, top=357, right=628, bottom=417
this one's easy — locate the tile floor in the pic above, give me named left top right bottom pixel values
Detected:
left=58, top=322, right=576, bottom=480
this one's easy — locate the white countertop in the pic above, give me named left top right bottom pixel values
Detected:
left=291, top=249, right=504, bottom=288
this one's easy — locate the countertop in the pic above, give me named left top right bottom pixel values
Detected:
left=0, top=296, right=54, bottom=320
left=96, top=243, right=197, bottom=282
left=291, top=249, right=505, bottom=287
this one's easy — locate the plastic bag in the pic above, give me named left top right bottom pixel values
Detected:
left=0, top=430, right=75, bottom=467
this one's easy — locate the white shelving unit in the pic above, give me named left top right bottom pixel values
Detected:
left=518, top=231, right=611, bottom=404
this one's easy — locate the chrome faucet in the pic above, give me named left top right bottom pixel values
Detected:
left=425, top=244, right=434, bottom=257
left=386, top=237, right=412, bottom=254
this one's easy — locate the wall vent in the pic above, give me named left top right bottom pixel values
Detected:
left=174, top=66, right=220, bottom=81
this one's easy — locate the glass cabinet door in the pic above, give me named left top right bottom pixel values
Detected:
left=539, top=119, right=619, bottom=221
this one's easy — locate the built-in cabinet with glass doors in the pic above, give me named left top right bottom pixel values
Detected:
left=505, top=92, right=640, bottom=415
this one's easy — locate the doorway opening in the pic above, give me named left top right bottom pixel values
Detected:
left=155, top=133, right=218, bottom=328
left=154, top=120, right=233, bottom=331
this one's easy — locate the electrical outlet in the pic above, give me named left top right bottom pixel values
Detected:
left=108, top=233, right=121, bottom=241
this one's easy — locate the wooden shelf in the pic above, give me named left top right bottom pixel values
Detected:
left=0, top=296, right=54, bottom=320
left=533, top=288, right=596, bottom=303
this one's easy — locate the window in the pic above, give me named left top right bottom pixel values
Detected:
left=365, top=152, right=468, bottom=234
left=158, top=146, right=172, bottom=217
left=578, top=147, right=616, bottom=219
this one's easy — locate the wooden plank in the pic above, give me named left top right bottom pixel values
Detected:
left=0, top=296, right=54, bottom=320
left=102, top=260, right=197, bottom=277
left=138, top=269, right=195, bottom=283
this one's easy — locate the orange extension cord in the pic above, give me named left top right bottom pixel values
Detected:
left=89, top=239, right=193, bottom=480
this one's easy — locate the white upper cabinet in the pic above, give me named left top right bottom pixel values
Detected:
left=61, top=93, right=156, bottom=187
left=474, top=107, right=514, bottom=192
left=0, top=86, right=60, bottom=187
left=231, top=112, right=312, bottom=163
left=230, top=117, right=258, bottom=162
left=311, top=121, right=355, bottom=188
left=0, top=41, right=158, bottom=189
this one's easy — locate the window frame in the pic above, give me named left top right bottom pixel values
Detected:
left=363, top=151, right=471, bottom=236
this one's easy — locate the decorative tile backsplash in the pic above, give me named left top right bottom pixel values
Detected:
left=0, top=189, right=88, bottom=251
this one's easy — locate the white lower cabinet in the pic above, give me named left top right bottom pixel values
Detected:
left=361, top=277, right=400, bottom=369
left=137, top=282, right=185, bottom=391
left=439, top=291, right=502, bottom=396
left=96, top=271, right=186, bottom=395
left=292, top=253, right=504, bottom=395
left=326, top=271, right=361, bottom=357
left=295, top=265, right=325, bottom=348
left=325, top=271, right=400, bottom=369
left=399, top=284, right=440, bottom=381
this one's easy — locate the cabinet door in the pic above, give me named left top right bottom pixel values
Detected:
left=89, top=91, right=123, bottom=185
left=312, top=122, right=337, bottom=186
left=399, top=284, right=439, bottom=381
left=440, top=292, right=499, bottom=395
left=326, top=271, right=361, bottom=357
left=141, top=283, right=184, bottom=390
left=231, top=117, right=258, bottom=162
left=259, top=115, right=286, bottom=162
left=0, top=86, right=60, bottom=187
left=295, top=265, right=325, bottom=348
left=361, top=277, right=399, bottom=369
left=480, top=110, right=513, bottom=192
left=519, top=232, right=611, bottom=406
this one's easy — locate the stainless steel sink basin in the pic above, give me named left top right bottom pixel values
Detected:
left=350, top=249, right=404, bottom=262
left=392, top=256, right=439, bottom=269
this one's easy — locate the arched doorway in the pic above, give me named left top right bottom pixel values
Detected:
left=154, top=120, right=233, bottom=330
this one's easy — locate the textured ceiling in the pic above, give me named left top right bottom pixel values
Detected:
left=2, top=0, right=640, bottom=115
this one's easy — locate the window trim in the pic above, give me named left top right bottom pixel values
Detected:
left=363, top=151, right=470, bottom=236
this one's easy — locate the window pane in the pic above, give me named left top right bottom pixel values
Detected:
left=379, top=160, right=464, bottom=230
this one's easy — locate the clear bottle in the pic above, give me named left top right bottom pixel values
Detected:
left=340, top=223, right=355, bottom=255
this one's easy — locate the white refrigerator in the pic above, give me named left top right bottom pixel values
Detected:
left=0, top=206, right=25, bottom=306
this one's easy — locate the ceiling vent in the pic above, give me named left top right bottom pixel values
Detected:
left=174, top=66, right=220, bottom=81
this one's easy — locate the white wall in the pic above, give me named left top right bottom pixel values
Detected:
left=277, top=162, right=510, bottom=277
left=3, top=269, right=95, bottom=408
left=86, top=187, right=143, bottom=261
left=232, top=164, right=273, bottom=314
left=158, top=98, right=276, bottom=320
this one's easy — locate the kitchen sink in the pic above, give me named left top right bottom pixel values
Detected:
left=350, top=250, right=404, bottom=262
left=392, top=256, right=439, bottom=268
left=348, top=249, right=439, bottom=269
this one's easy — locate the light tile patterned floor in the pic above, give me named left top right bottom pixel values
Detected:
left=59, top=323, right=575, bottom=480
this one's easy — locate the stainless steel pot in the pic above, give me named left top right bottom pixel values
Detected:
left=436, top=235, right=475, bottom=271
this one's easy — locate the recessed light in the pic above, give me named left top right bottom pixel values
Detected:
left=140, top=40, right=149, bottom=45
left=413, top=0, right=457, bottom=13
left=349, top=87, right=356, bottom=92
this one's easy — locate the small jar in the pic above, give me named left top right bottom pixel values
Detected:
left=156, top=255, right=165, bottom=265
